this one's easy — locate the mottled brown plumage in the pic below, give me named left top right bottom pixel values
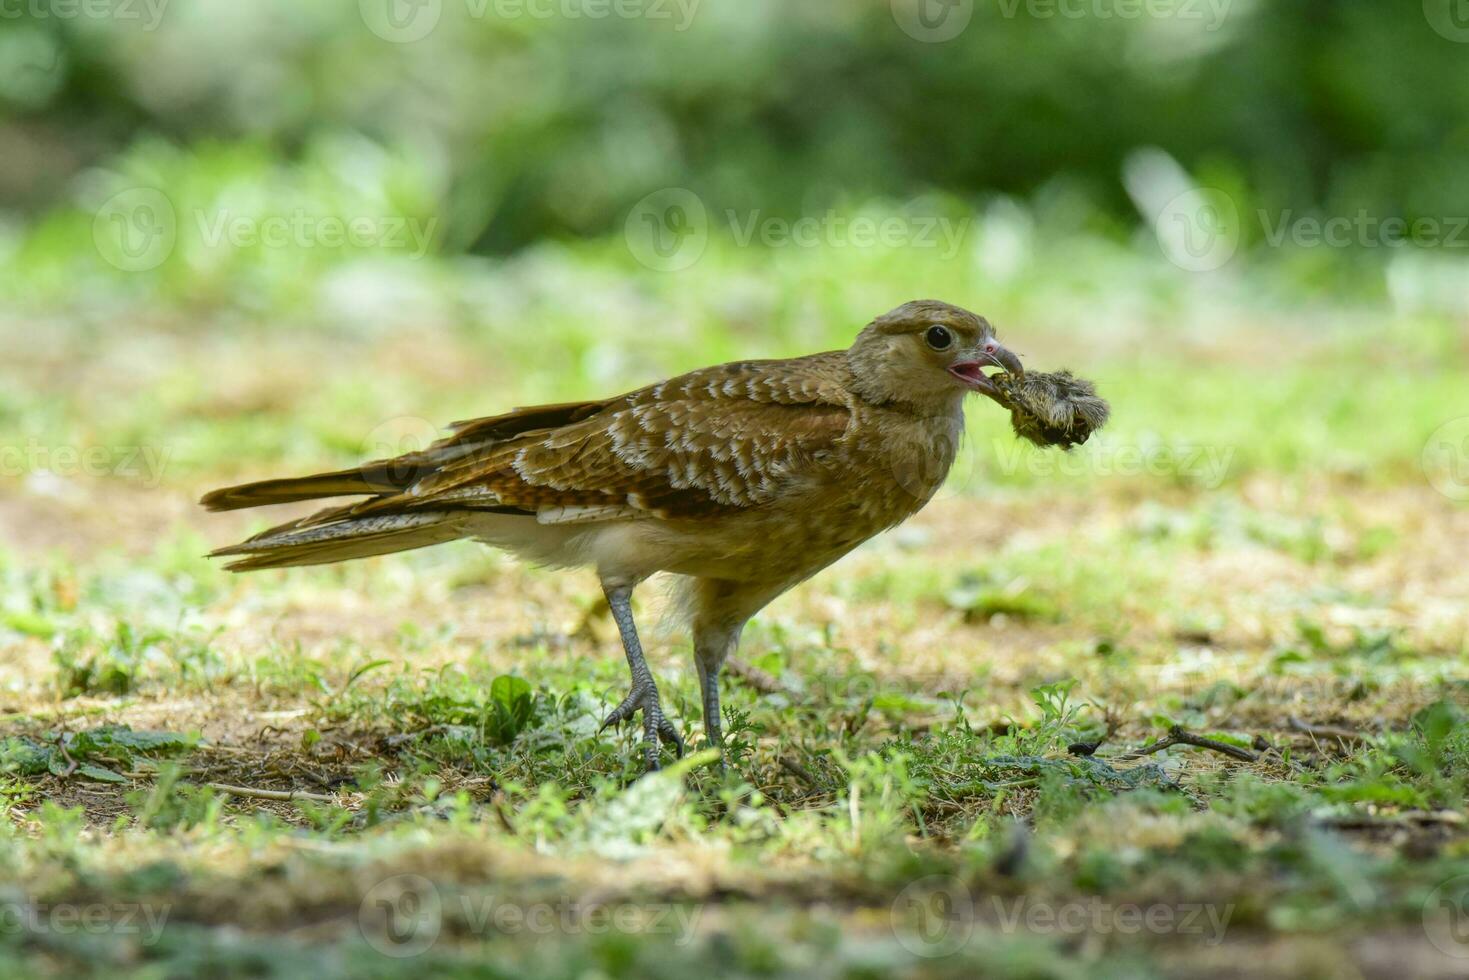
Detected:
left=203, top=300, right=1076, bottom=770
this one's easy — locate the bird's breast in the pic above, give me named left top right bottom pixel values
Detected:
left=843, top=408, right=964, bottom=511
left=644, top=409, right=962, bottom=582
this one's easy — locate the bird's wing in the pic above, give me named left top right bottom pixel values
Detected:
left=347, top=354, right=855, bottom=522
left=200, top=398, right=615, bottom=512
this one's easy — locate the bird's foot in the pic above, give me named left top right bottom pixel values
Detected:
left=599, top=683, right=685, bottom=770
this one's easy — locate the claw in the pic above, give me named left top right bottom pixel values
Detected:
left=598, top=688, right=643, bottom=732
left=599, top=683, right=683, bottom=770
left=657, top=717, right=686, bottom=757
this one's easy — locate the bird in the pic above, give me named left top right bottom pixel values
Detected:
left=201, top=300, right=1029, bottom=771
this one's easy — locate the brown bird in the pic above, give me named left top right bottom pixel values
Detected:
left=202, top=300, right=1029, bottom=770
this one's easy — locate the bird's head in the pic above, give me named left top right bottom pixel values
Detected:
left=846, top=300, right=1024, bottom=409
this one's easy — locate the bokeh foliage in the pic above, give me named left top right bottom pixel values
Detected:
left=3, top=0, right=1467, bottom=254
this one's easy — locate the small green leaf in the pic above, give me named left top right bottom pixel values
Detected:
left=343, top=659, right=392, bottom=691
left=486, top=675, right=535, bottom=745
left=0, top=738, right=51, bottom=776
left=69, top=727, right=197, bottom=757
left=77, top=764, right=128, bottom=784
left=2, top=611, right=57, bottom=638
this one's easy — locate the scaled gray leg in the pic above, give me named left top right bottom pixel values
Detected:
left=599, top=585, right=684, bottom=770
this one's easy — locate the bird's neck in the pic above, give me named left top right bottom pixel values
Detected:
left=843, top=348, right=967, bottom=418
left=848, top=374, right=968, bottom=418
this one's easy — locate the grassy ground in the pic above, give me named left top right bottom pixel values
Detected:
left=3, top=235, right=1469, bottom=978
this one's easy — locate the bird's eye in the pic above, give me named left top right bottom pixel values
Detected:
left=924, top=325, right=953, bottom=351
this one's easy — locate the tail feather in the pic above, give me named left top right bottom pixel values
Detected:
left=201, top=466, right=410, bottom=512
left=202, top=397, right=613, bottom=571
left=210, top=512, right=463, bottom=571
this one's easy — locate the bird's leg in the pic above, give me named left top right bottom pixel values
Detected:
left=695, top=658, right=722, bottom=753
left=694, top=621, right=744, bottom=758
left=599, top=584, right=684, bottom=770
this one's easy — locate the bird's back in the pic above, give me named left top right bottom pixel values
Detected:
left=201, top=351, right=872, bottom=572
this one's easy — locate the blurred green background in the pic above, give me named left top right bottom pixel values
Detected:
left=1, top=0, right=1467, bottom=493
left=4, top=0, right=1469, bottom=294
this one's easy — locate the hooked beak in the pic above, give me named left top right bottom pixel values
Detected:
left=947, top=340, right=1024, bottom=404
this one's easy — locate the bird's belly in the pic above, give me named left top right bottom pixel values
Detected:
left=635, top=480, right=932, bottom=582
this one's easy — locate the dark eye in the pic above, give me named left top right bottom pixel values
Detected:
left=924, top=325, right=953, bottom=351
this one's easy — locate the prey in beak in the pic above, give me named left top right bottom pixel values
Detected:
left=948, top=339, right=1025, bottom=404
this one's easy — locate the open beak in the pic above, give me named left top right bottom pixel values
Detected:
left=947, top=340, right=1024, bottom=404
